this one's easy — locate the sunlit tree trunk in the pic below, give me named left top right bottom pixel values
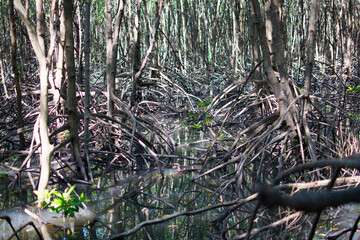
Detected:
left=0, top=54, right=9, bottom=98
left=343, top=0, right=353, bottom=78
left=13, top=0, right=54, bottom=201
left=48, top=0, right=61, bottom=105
left=231, top=0, right=240, bottom=73
left=180, top=0, right=188, bottom=71
left=54, top=1, right=65, bottom=106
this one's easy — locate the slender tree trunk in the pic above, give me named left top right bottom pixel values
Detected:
left=126, top=0, right=132, bottom=71
left=48, top=0, right=60, bottom=106
left=180, top=0, right=187, bottom=71
left=304, top=3, right=322, bottom=239
left=130, top=0, right=142, bottom=107
left=231, top=0, right=239, bottom=72
left=36, top=0, right=46, bottom=54
left=105, top=0, right=115, bottom=117
left=76, top=1, right=83, bottom=86
left=190, top=0, right=198, bottom=66
left=249, top=10, right=262, bottom=92
left=0, top=54, right=9, bottom=98
left=151, top=0, right=160, bottom=79
left=200, top=0, right=209, bottom=80
left=343, top=0, right=353, bottom=78
left=38, top=60, right=52, bottom=198
left=9, top=0, right=25, bottom=148
left=210, top=0, right=221, bottom=97
left=83, top=0, right=93, bottom=182
left=106, top=0, right=125, bottom=115
left=13, top=0, right=54, bottom=200
left=54, top=2, right=65, bottom=106
left=63, top=0, right=87, bottom=180
left=303, top=0, right=320, bottom=98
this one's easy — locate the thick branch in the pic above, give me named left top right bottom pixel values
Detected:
left=259, top=186, right=360, bottom=212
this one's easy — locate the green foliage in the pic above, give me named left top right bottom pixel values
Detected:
left=34, top=188, right=60, bottom=208
left=347, top=85, right=360, bottom=93
left=24, top=131, right=32, bottom=140
left=0, top=171, right=10, bottom=179
left=187, top=111, right=198, bottom=120
left=216, top=133, right=229, bottom=140
left=181, top=100, right=213, bottom=130
left=348, top=113, right=360, bottom=120
left=60, top=130, right=70, bottom=141
left=34, top=185, right=89, bottom=218
left=195, top=99, right=212, bottom=111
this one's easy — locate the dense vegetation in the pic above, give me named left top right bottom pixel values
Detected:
left=0, top=0, right=360, bottom=239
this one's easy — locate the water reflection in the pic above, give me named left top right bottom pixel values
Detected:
left=88, top=164, right=224, bottom=239
left=0, top=127, right=229, bottom=239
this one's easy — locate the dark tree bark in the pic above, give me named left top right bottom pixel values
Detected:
left=249, top=0, right=298, bottom=140
left=105, top=0, right=125, bottom=116
left=130, top=0, right=142, bottom=108
left=9, top=0, right=25, bottom=148
left=63, top=0, right=87, bottom=180
left=83, top=0, right=93, bottom=182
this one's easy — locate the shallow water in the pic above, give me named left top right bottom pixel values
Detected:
left=0, top=127, right=230, bottom=239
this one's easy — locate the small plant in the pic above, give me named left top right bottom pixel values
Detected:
left=203, top=115, right=213, bottom=125
left=217, top=133, right=232, bottom=140
left=187, top=111, right=199, bottom=120
left=0, top=172, right=9, bottom=178
left=192, top=123, right=203, bottom=129
left=181, top=99, right=214, bottom=130
left=195, top=99, right=212, bottom=111
left=34, top=185, right=89, bottom=218
left=348, top=113, right=360, bottom=120
left=60, top=130, right=70, bottom=141
left=24, top=131, right=32, bottom=140
left=347, top=85, right=360, bottom=93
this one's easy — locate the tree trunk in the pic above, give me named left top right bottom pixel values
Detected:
left=130, top=0, right=142, bottom=108
left=106, top=0, right=125, bottom=115
left=180, top=0, right=188, bottom=71
left=13, top=0, right=54, bottom=200
left=63, top=0, right=87, bottom=180
left=83, top=0, right=93, bottom=182
left=249, top=0, right=298, bottom=140
left=231, top=0, right=239, bottom=72
left=9, top=0, right=25, bottom=148
left=0, top=54, right=9, bottom=98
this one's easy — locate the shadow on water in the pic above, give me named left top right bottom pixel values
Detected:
left=0, top=127, right=230, bottom=239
